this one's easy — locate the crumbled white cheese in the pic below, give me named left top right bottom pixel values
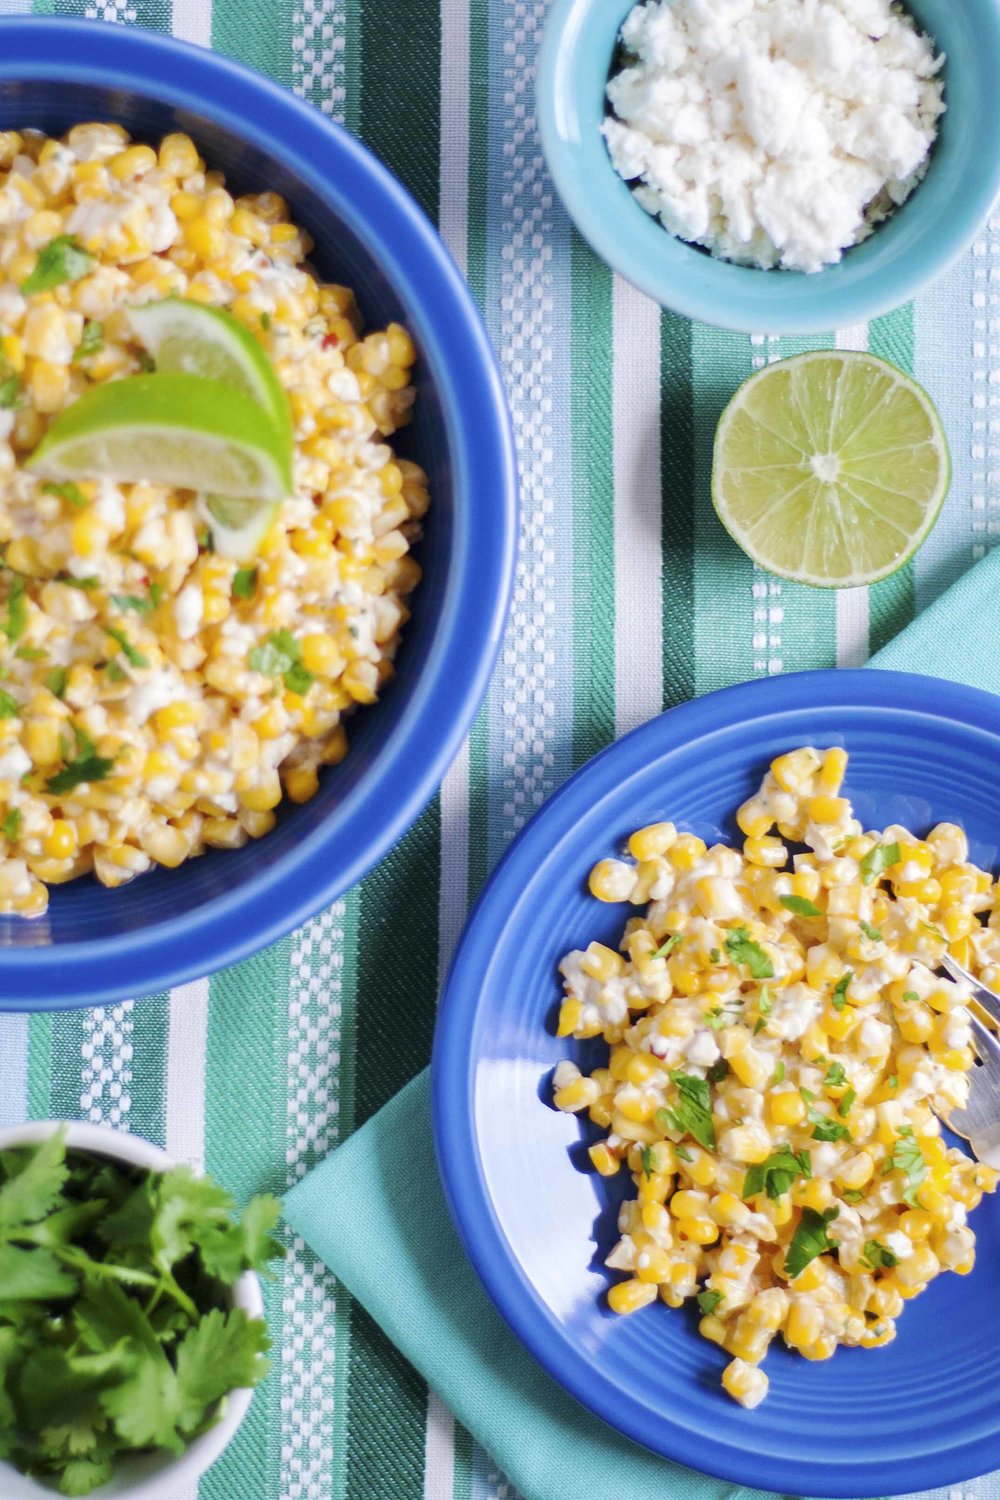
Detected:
left=603, top=0, right=945, bottom=272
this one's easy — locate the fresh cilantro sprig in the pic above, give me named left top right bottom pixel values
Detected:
left=861, top=1239, right=899, bottom=1270
left=724, top=926, right=774, bottom=979
left=831, top=970, right=852, bottom=1011
left=73, top=319, right=104, bottom=361
left=0, top=1130, right=281, bottom=1496
left=785, top=1206, right=839, bottom=1280
left=696, top=1289, right=723, bottom=1317
left=779, top=894, right=822, bottom=918
left=890, top=1129, right=928, bottom=1208
left=656, top=1070, right=716, bottom=1152
left=743, top=1146, right=811, bottom=1202
left=21, top=236, right=93, bottom=296
left=46, top=727, right=115, bottom=796
left=859, top=841, right=900, bottom=886
left=248, top=630, right=315, bottom=696
left=808, top=1108, right=850, bottom=1144
left=859, top=920, right=883, bottom=942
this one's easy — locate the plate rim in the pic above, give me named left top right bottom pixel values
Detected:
left=433, top=668, right=1000, bottom=1496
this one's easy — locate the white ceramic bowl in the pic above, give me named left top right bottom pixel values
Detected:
left=0, top=1121, right=264, bottom=1499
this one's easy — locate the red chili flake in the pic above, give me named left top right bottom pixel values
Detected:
left=312, top=492, right=323, bottom=506
left=322, top=332, right=339, bottom=349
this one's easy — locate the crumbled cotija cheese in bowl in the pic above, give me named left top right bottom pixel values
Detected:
left=603, top=0, right=945, bottom=273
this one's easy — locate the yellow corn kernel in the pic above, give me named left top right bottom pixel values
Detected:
left=553, top=1077, right=599, bottom=1113
left=240, top=773, right=282, bottom=813
left=588, top=1142, right=620, bottom=1177
left=722, top=1358, right=768, bottom=1407
left=43, top=820, right=78, bottom=860
left=300, top=631, right=341, bottom=678
left=70, top=509, right=107, bottom=559
left=608, top=1279, right=658, bottom=1316
left=895, top=1245, right=940, bottom=1288
left=184, top=217, right=228, bottom=261
left=669, top=833, right=707, bottom=871
left=771, top=747, right=820, bottom=793
left=109, top=144, right=157, bottom=181
left=835, top=1152, right=873, bottom=1190
left=683, top=1148, right=717, bottom=1188
left=588, top=857, right=636, bottom=903
left=818, top=746, right=847, bottom=793
left=795, top=1179, right=834, bottom=1213
left=25, top=719, right=61, bottom=767
left=711, top=1191, right=750, bottom=1228
left=581, top=941, right=624, bottom=982
left=679, top=1216, right=718, bottom=1246
left=636, top=1245, right=672, bottom=1284
left=5, top=536, right=43, bottom=578
left=138, top=823, right=189, bottom=869
left=744, top=834, right=786, bottom=868
left=943, top=906, right=975, bottom=943
left=807, top=794, right=850, bottom=824
left=728, top=1319, right=772, bottom=1365
left=152, top=701, right=200, bottom=735
left=158, top=132, right=200, bottom=177
left=769, top=1089, right=806, bottom=1127
left=285, top=764, right=319, bottom=804
left=627, top=821, right=676, bottom=861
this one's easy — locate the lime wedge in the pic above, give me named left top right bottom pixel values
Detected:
left=711, top=351, right=950, bottom=588
left=129, top=297, right=292, bottom=446
left=28, top=373, right=293, bottom=500
left=198, top=493, right=277, bottom=559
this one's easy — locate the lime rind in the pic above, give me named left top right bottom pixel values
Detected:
left=129, top=297, right=293, bottom=447
left=28, top=372, right=293, bottom=501
left=711, top=351, right=950, bottom=589
left=199, top=493, right=278, bottom=559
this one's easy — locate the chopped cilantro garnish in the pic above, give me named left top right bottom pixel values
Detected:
left=44, top=667, right=67, bottom=699
left=724, top=926, right=774, bottom=979
left=841, top=1188, right=864, bottom=1204
left=707, top=1058, right=729, bottom=1084
left=674, top=1145, right=692, bottom=1162
left=824, top=1062, right=846, bottom=1087
left=105, top=660, right=128, bottom=684
left=0, top=688, right=18, bottom=718
left=707, top=1006, right=729, bottom=1031
left=21, top=235, right=93, bottom=294
left=901, top=991, right=919, bottom=1003
left=0, top=375, right=20, bottom=409
left=779, top=894, right=822, bottom=918
left=861, top=1239, right=899, bottom=1270
left=887, top=1075, right=898, bottom=1091
left=831, top=970, right=852, bottom=1011
left=46, top=748, right=115, bottom=795
left=42, top=480, right=87, bottom=510
left=14, top=646, right=45, bottom=661
left=111, top=592, right=155, bottom=614
left=708, top=947, right=721, bottom=963
left=772, top=1061, right=786, bottom=1086
left=753, top=1018, right=766, bottom=1035
left=104, top=626, right=148, bottom=669
left=800, top=1086, right=815, bottom=1103
left=248, top=630, right=315, bottom=696
left=890, top=1131, right=928, bottom=1208
left=808, top=1108, right=850, bottom=1143
left=657, top=1071, right=716, bottom=1152
left=260, top=311, right=272, bottom=330
left=859, top=841, right=901, bottom=886
left=785, top=1205, right=839, bottom=1280
left=920, top=921, right=945, bottom=940
left=696, top=1289, right=723, bottom=1317
left=650, top=933, right=682, bottom=959
left=758, top=986, right=773, bottom=1017
left=58, top=575, right=99, bottom=590
left=838, top=1087, right=856, bottom=1118
left=2, top=807, right=20, bottom=841
left=73, top=318, right=104, bottom=360
left=233, top=567, right=257, bottom=601
left=859, top=920, right=883, bottom=942
left=2, top=575, right=27, bottom=642
left=641, top=1147, right=654, bottom=1181
left=743, top=1145, right=811, bottom=1202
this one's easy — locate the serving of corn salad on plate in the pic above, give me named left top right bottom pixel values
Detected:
left=433, top=671, right=1000, bottom=1494
left=0, top=121, right=426, bottom=917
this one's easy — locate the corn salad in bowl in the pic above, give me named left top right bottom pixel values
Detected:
left=0, top=122, right=427, bottom=916
left=553, top=745, right=998, bottom=1408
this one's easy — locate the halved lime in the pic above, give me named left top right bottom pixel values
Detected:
left=198, top=493, right=277, bottom=559
left=28, top=373, right=293, bottom=500
left=711, top=351, right=950, bottom=588
left=129, top=297, right=293, bottom=445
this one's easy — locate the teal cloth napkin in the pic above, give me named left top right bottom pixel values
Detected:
left=282, top=545, right=1000, bottom=1500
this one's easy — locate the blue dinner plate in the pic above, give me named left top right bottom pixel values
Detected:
left=433, top=670, right=1000, bottom=1497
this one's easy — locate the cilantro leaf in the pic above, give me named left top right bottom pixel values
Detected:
left=232, top=567, right=257, bottom=601
left=42, top=481, right=87, bottom=511
left=859, top=841, right=901, bottom=886
left=706, top=1058, right=729, bottom=1084
left=891, top=1131, right=928, bottom=1208
left=831, top=971, right=852, bottom=1011
left=861, top=1239, right=899, bottom=1270
left=674, top=1144, right=692, bottom=1162
left=743, top=1146, right=811, bottom=1202
left=248, top=629, right=315, bottom=696
left=724, top=926, right=774, bottom=979
left=809, top=1109, right=850, bottom=1143
left=58, top=575, right=99, bottom=591
left=3, top=808, right=20, bottom=841
left=104, top=626, right=148, bottom=669
left=45, top=668, right=68, bottom=699
left=842, top=1188, right=864, bottom=1204
left=785, top=1206, right=840, bottom=1280
left=779, top=894, right=822, bottom=917
left=46, top=751, right=115, bottom=795
left=838, top=1087, right=856, bottom=1118
left=650, top=933, right=682, bottom=959
left=696, top=1289, right=723, bottom=1317
left=2, top=576, right=27, bottom=642
left=22, top=236, right=93, bottom=295
left=174, top=1307, right=270, bottom=1435
left=0, top=1244, right=77, bottom=1300
left=0, top=1130, right=69, bottom=1232
left=0, top=376, right=19, bottom=410
left=0, top=688, right=18, bottom=719
left=110, top=593, right=154, bottom=615
left=16, top=646, right=46, bottom=662
left=824, top=1062, right=846, bottom=1087
left=73, top=320, right=104, bottom=361
left=149, top=1165, right=233, bottom=1276
left=657, top=1071, right=716, bottom=1151
left=859, top=920, right=883, bottom=942
left=772, top=1061, right=785, bottom=1086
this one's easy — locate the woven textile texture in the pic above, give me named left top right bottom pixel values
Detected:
left=0, top=2, right=998, bottom=1499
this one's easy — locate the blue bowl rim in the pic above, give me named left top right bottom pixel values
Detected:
left=432, top=668, right=1000, bottom=1497
left=535, top=0, right=1000, bottom=334
left=0, top=17, right=518, bottom=1010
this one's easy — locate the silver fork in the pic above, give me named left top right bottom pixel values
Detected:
left=940, top=953, right=1000, bottom=1167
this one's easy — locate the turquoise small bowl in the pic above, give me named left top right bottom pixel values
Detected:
left=537, top=0, right=1000, bottom=333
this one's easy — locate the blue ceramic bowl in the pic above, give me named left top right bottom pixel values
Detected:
left=434, top=670, right=1000, bottom=1496
left=537, top=0, right=1000, bottom=333
left=0, top=19, right=517, bottom=1010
